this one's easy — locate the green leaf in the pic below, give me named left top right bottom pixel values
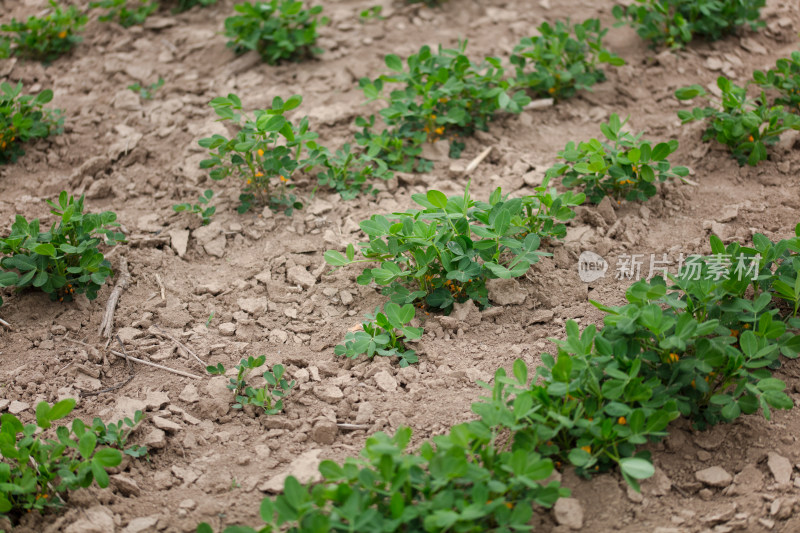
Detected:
left=33, top=243, right=57, bottom=257
left=79, top=432, right=97, bottom=459
left=385, top=54, right=403, bottom=72
left=619, top=457, right=654, bottom=480
left=427, top=190, right=448, bottom=208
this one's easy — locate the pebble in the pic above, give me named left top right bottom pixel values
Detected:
left=110, top=474, right=141, bottom=497
left=767, top=452, right=792, bottom=485
left=313, top=384, right=344, bottom=403
left=553, top=497, right=584, bottom=530
left=169, top=229, right=189, bottom=258
left=64, top=506, right=115, bottom=533
left=8, top=400, right=30, bottom=414
left=310, top=419, right=338, bottom=445
left=152, top=416, right=181, bottom=433
left=287, top=265, right=317, bottom=289
left=122, top=516, right=159, bottom=533
left=339, top=290, right=353, bottom=306
left=179, top=384, right=200, bottom=403
left=695, top=466, right=733, bottom=488
left=218, top=323, right=236, bottom=336
left=374, top=370, right=397, bottom=392
left=144, top=428, right=167, bottom=449
left=259, top=449, right=323, bottom=493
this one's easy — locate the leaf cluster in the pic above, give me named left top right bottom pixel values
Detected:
left=676, top=76, right=800, bottom=166
left=510, top=18, right=624, bottom=101
left=753, top=51, right=800, bottom=112
left=207, top=356, right=295, bottom=415
left=197, top=413, right=567, bottom=533
left=356, top=43, right=531, bottom=172
left=89, top=0, right=158, bottom=28
left=613, top=0, right=766, bottom=49
left=0, top=1, right=87, bottom=62
left=546, top=113, right=690, bottom=204
left=0, top=192, right=124, bottom=307
left=334, top=302, right=421, bottom=367
left=0, top=82, right=63, bottom=165
left=128, top=77, right=164, bottom=100
left=0, top=399, right=122, bottom=521
left=90, top=410, right=148, bottom=458
left=326, top=184, right=582, bottom=314
left=224, top=1, right=325, bottom=65
left=173, top=189, right=216, bottom=226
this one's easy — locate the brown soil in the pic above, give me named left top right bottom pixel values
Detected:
left=1, top=0, right=800, bottom=532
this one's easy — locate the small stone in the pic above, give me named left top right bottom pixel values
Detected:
left=144, top=390, right=170, bottom=411
left=701, top=503, right=735, bottom=524
left=8, top=400, right=30, bottom=414
left=770, top=497, right=794, bottom=520
left=596, top=196, right=617, bottom=225
left=64, top=506, right=116, bottom=533
left=179, top=498, right=197, bottom=510
left=355, top=401, right=374, bottom=424
left=287, top=266, right=317, bottom=289
left=179, top=384, right=200, bottom=403
left=308, top=199, right=334, bottom=216
left=112, top=397, right=146, bottom=422
left=123, top=516, right=159, bottom=533
left=259, top=449, right=323, bottom=493
left=758, top=518, right=775, bottom=530
left=313, top=384, right=344, bottom=403
left=144, top=428, right=167, bottom=449
left=111, top=474, right=141, bottom=497
left=238, top=297, right=268, bottom=316
left=219, top=322, right=236, bottom=336
left=697, top=450, right=712, bottom=461
left=204, top=235, right=226, bottom=258
left=310, top=419, right=338, bottom=445
left=695, top=466, right=732, bottom=488
left=716, top=205, right=738, bottom=223
left=197, top=376, right=231, bottom=420
left=117, top=326, right=143, bottom=344
left=486, top=278, right=526, bottom=306
left=152, top=416, right=181, bottom=433
left=767, top=452, right=793, bottom=485
left=374, top=370, right=397, bottom=392
left=169, top=229, right=190, bottom=258
left=705, top=56, right=723, bottom=71
left=339, top=290, right=353, bottom=306
left=553, top=497, right=584, bottom=530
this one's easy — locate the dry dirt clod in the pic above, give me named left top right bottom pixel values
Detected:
left=310, top=419, right=339, bottom=445
left=695, top=466, right=733, bottom=488
left=553, top=497, right=584, bottom=530
left=767, top=452, right=793, bottom=485
left=143, top=428, right=167, bottom=449
left=374, top=370, right=397, bottom=392
left=259, top=449, right=323, bottom=493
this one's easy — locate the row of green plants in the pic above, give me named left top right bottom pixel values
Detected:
left=0, top=400, right=147, bottom=521
left=197, top=224, right=800, bottom=531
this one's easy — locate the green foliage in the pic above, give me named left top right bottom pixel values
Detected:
left=753, top=51, right=800, bottom=112
left=510, top=19, right=624, bottom=101
left=128, top=77, right=164, bottom=100
left=199, top=93, right=326, bottom=215
left=0, top=82, right=63, bottom=165
left=224, top=0, right=325, bottom=65
left=0, top=399, right=122, bottom=520
left=325, top=184, right=583, bottom=314
left=197, top=416, right=566, bottom=533
left=334, top=302, right=421, bottom=367
left=0, top=1, right=87, bottom=62
left=173, top=0, right=218, bottom=13
left=196, top=226, right=800, bottom=532
left=173, top=190, right=216, bottom=226
left=207, top=356, right=295, bottom=415
left=676, top=76, right=800, bottom=166
left=315, top=143, right=392, bottom=200
left=0, top=192, right=125, bottom=306
left=358, top=5, right=382, bottom=22
left=356, top=42, right=531, bottom=172
left=613, top=0, right=766, bottom=48
left=90, top=0, right=159, bottom=27
left=546, top=113, right=690, bottom=204
left=90, top=410, right=148, bottom=458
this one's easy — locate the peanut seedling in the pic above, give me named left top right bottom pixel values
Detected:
left=325, top=184, right=583, bottom=314
left=0, top=399, right=122, bottom=519
left=199, top=93, right=325, bottom=215
left=128, top=77, right=164, bottom=100
left=207, top=356, right=295, bottom=415
left=546, top=113, right=690, bottom=204
left=614, top=0, right=766, bottom=49
left=511, top=19, right=624, bottom=101
left=676, top=76, right=800, bottom=166
left=1, top=82, right=63, bottom=165
left=0, top=192, right=125, bottom=303
left=90, top=0, right=158, bottom=27
left=334, top=302, right=421, bottom=367
left=0, top=1, right=87, bottom=62
left=753, top=51, right=800, bottom=112
left=224, top=0, right=326, bottom=65
left=173, top=190, right=216, bottom=225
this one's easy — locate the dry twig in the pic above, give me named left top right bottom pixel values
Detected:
left=154, top=324, right=207, bottom=368
left=99, top=256, right=130, bottom=340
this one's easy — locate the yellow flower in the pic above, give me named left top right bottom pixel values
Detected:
left=548, top=87, right=556, bottom=94
left=257, top=149, right=264, bottom=157
left=58, top=30, right=67, bottom=39
left=438, top=97, right=448, bottom=104
left=617, top=416, right=627, bottom=425
left=254, top=171, right=263, bottom=177
left=430, top=114, right=437, bottom=120
left=435, top=126, right=445, bottom=135
left=748, top=135, right=754, bottom=142
left=668, top=352, right=679, bottom=363
left=581, top=445, right=591, bottom=454
left=280, top=175, right=288, bottom=183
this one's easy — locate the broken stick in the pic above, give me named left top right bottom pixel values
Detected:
left=99, top=256, right=130, bottom=340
